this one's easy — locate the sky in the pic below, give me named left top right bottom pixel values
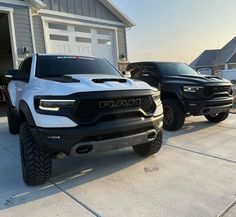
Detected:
left=112, top=0, right=236, bottom=64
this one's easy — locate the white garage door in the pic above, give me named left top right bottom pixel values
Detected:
left=45, top=22, right=117, bottom=65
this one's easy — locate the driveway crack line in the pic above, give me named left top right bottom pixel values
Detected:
left=217, top=198, right=236, bottom=217
left=164, top=143, right=236, bottom=164
left=0, top=143, right=103, bottom=217
left=0, top=143, right=20, bottom=160
left=50, top=180, right=103, bottom=217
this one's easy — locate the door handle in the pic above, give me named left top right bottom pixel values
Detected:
left=16, top=88, right=22, bottom=91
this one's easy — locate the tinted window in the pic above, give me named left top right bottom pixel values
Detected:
left=129, top=64, right=157, bottom=78
left=157, top=63, right=199, bottom=76
left=36, top=56, right=121, bottom=77
left=18, top=57, right=32, bottom=81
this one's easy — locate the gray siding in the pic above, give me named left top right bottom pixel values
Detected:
left=33, top=16, right=46, bottom=53
left=0, top=3, right=33, bottom=60
left=117, top=27, right=127, bottom=59
left=13, top=6, right=33, bottom=59
left=42, top=0, right=121, bottom=22
left=33, top=13, right=128, bottom=59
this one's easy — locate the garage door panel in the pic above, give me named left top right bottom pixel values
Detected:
left=75, top=45, right=93, bottom=56
left=50, top=43, right=71, bottom=54
left=46, top=22, right=116, bottom=65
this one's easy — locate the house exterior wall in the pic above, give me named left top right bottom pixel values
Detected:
left=33, top=13, right=127, bottom=59
left=42, top=0, right=121, bottom=22
left=0, top=2, right=34, bottom=65
left=0, top=0, right=128, bottom=66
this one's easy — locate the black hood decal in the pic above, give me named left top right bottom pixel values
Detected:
left=42, top=76, right=80, bottom=83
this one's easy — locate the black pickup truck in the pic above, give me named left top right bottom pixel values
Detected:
left=127, top=62, right=234, bottom=131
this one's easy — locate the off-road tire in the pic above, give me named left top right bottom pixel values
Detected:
left=7, top=101, right=20, bottom=134
left=163, top=99, right=185, bottom=131
left=20, top=122, right=52, bottom=186
left=133, top=131, right=163, bottom=157
left=205, top=111, right=230, bottom=123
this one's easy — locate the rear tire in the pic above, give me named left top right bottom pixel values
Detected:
left=205, top=111, right=229, bottom=123
left=20, top=122, right=52, bottom=186
left=7, top=101, right=20, bottom=134
left=163, top=99, right=185, bottom=131
left=133, top=131, right=163, bottom=157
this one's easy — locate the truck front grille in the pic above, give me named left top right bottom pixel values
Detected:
left=203, top=86, right=232, bottom=97
left=73, top=95, right=156, bottom=124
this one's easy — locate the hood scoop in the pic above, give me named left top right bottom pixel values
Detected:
left=92, top=78, right=127, bottom=83
left=43, top=76, right=80, bottom=83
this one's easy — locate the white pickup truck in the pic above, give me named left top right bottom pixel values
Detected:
left=6, top=54, right=163, bottom=186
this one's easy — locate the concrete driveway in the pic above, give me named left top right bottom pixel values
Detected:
left=0, top=115, right=235, bottom=217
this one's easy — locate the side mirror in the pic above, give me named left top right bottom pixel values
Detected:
left=122, top=71, right=131, bottom=78
left=5, top=70, right=26, bottom=81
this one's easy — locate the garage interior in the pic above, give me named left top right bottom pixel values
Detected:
left=0, top=13, right=13, bottom=116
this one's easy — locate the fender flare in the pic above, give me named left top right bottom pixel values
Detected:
left=160, top=90, right=187, bottom=111
left=19, top=100, right=36, bottom=126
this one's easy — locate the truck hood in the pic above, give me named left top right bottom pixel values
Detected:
left=163, top=74, right=232, bottom=86
left=33, top=74, right=155, bottom=95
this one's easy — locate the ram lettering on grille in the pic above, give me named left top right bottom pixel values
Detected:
left=99, top=99, right=141, bottom=109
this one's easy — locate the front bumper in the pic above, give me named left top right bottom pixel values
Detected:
left=183, top=97, right=234, bottom=115
left=30, top=115, right=163, bottom=155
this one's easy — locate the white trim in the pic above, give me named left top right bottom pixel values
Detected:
left=0, top=0, right=30, bottom=7
left=0, top=6, right=13, bottom=12
left=28, top=8, right=36, bottom=53
left=39, top=9, right=125, bottom=27
left=41, top=16, right=120, bottom=30
left=225, top=50, right=236, bottom=63
left=0, top=6, right=18, bottom=69
left=41, top=16, right=119, bottom=66
left=41, top=17, right=50, bottom=53
left=99, top=0, right=135, bottom=28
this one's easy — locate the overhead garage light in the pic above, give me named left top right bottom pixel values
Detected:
left=25, top=0, right=46, bottom=12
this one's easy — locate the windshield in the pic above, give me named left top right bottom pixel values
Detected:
left=36, top=56, right=121, bottom=77
left=157, top=63, right=199, bottom=76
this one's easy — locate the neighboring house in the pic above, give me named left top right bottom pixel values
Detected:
left=0, top=0, right=134, bottom=80
left=191, top=37, right=236, bottom=75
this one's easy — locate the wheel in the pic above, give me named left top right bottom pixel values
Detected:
left=163, top=99, right=185, bottom=131
left=133, top=131, right=163, bottom=157
left=7, top=101, right=20, bottom=134
left=205, top=111, right=230, bottom=123
left=20, top=122, right=52, bottom=186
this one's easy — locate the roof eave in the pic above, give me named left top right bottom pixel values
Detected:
left=25, top=0, right=135, bottom=27
left=99, top=0, right=135, bottom=28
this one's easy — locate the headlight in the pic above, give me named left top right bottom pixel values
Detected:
left=183, top=86, right=203, bottom=93
left=38, top=99, right=75, bottom=111
left=152, top=94, right=161, bottom=105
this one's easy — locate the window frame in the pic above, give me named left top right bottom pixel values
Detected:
left=18, top=57, right=32, bottom=82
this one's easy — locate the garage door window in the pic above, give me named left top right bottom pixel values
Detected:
left=75, top=26, right=91, bottom=33
left=98, top=39, right=111, bottom=45
left=50, top=35, right=69, bottom=41
left=48, top=23, right=67, bottom=31
left=76, top=37, right=92, bottom=43
left=97, top=29, right=110, bottom=36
